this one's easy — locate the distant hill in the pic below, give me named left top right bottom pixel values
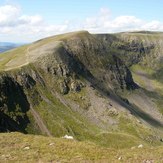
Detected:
left=0, top=42, right=21, bottom=53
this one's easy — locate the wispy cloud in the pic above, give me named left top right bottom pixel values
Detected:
left=83, top=8, right=163, bottom=33
left=0, top=5, right=163, bottom=42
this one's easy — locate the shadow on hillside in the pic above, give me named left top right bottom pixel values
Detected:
left=130, top=103, right=163, bottom=127
left=0, top=76, right=30, bottom=133
left=102, top=87, right=163, bottom=128
left=142, top=87, right=163, bottom=113
left=0, top=112, right=26, bottom=132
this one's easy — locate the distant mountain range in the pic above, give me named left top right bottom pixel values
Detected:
left=0, top=42, right=21, bottom=53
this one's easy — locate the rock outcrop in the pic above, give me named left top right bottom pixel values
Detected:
left=0, top=75, right=30, bottom=132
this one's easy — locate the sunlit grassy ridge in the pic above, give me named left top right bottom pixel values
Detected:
left=0, top=31, right=89, bottom=71
left=1, top=30, right=162, bottom=71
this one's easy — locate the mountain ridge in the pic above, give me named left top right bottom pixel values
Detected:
left=0, top=31, right=163, bottom=157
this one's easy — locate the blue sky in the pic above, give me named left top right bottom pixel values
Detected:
left=0, top=0, right=162, bottom=42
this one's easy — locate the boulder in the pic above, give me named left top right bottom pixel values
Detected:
left=60, top=81, right=69, bottom=94
left=70, top=81, right=84, bottom=92
left=63, top=135, right=74, bottom=140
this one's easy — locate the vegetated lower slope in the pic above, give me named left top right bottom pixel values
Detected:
left=0, top=31, right=163, bottom=161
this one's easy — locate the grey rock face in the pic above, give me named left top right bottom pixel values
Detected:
left=60, top=81, right=69, bottom=94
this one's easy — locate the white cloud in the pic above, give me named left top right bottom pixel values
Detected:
left=0, top=5, right=72, bottom=41
left=0, top=5, right=163, bottom=42
left=112, top=16, right=142, bottom=28
left=82, top=8, right=163, bottom=33
left=141, top=21, right=163, bottom=31
left=82, top=8, right=144, bottom=33
left=18, top=15, right=44, bottom=25
left=0, top=5, right=20, bottom=26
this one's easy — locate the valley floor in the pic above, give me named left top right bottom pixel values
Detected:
left=0, top=132, right=163, bottom=163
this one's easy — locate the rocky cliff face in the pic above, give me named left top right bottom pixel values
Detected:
left=31, top=31, right=136, bottom=97
left=96, top=32, right=163, bottom=69
left=63, top=32, right=136, bottom=90
left=0, top=68, right=46, bottom=133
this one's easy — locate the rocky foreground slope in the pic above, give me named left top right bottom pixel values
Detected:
left=0, top=31, right=163, bottom=150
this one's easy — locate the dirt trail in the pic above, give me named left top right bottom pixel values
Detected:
left=30, top=107, right=52, bottom=136
left=4, top=47, right=30, bottom=71
left=26, top=46, right=30, bottom=64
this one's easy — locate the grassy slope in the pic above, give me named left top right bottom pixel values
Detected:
left=0, top=132, right=163, bottom=162
left=26, top=79, right=162, bottom=149
left=25, top=68, right=154, bottom=149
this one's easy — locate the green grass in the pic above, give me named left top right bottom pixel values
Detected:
left=0, top=132, right=163, bottom=162
left=22, top=67, right=158, bottom=149
left=94, top=132, right=143, bottom=148
left=26, top=111, right=42, bottom=135
left=27, top=83, right=101, bottom=142
left=28, top=82, right=162, bottom=148
left=131, top=65, right=154, bottom=87
left=65, top=88, right=91, bottom=110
